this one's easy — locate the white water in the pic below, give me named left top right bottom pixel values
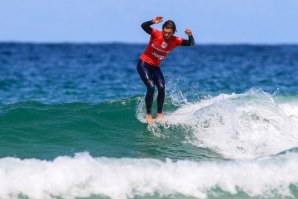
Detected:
left=0, top=152, right=298, bottom=199
left=149, top=88, right=298, bottom=159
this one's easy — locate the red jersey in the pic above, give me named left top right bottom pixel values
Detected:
left=140, top=28, right=183, bottom=67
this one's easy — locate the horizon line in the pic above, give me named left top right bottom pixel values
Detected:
left=0, top=40, right=298, bottom=46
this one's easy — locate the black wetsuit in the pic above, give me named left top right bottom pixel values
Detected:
left=137, top=60, right=165, bottom=114
left=137, top=20, right=195, bottom=115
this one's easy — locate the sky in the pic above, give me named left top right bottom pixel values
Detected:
left=1, top=0, right=298, bottom=44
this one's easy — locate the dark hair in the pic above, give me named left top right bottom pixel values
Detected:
left=162, top=20, right=176, bottom=33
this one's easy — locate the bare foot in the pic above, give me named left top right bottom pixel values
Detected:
left=146, top=114, right=154, bottom=124
left=156, top=113, right=164, bottom=119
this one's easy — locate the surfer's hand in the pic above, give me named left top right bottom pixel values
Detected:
left=152, top=16, right=163, bottom=24
left=184, top=28, right=192, bottom=36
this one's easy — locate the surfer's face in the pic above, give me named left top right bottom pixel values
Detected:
left=162, top=28, right=174, bottom=39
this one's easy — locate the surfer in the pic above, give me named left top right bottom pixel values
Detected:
left=137, top=16, right=195, bottom=124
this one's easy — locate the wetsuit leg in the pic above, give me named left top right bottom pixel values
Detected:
left=137, top=60, right=155, bottom=115
left=153, top=69, right=165, bottom=114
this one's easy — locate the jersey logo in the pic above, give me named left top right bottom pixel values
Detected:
left=161, top=42, right=168, bottom=49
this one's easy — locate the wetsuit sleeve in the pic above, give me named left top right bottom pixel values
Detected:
left=181, top=35, right=195, bottom=46
left=141, top=20, right=154, bottom=35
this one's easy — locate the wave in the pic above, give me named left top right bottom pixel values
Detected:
left=1, top=87, right=298, bottom=161
left=0, top=151, right=298, bottom=199
left=141, top=87, right=298, bottom=160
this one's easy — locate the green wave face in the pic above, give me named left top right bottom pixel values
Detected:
left=0, top=98, right=219, bottom=161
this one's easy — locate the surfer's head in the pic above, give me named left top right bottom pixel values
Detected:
left=162, top=20, right=176, bottom=39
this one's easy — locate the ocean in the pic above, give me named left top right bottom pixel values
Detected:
left=0, top=42, right=298, bottom=199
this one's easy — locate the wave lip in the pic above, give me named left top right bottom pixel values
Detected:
left=1, top=152, right=298, bottom=199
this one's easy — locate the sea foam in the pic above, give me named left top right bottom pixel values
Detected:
left=151, top=87, right=298, bottom=159
left=0, top=152, right=298, bottom=199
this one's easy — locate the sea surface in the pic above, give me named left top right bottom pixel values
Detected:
left=0, top=43, right=298, bottom=199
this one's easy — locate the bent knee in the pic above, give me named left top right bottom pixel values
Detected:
left=157, top=84, right=165, bottom=92
left=146, top=81, right=155, bottom=92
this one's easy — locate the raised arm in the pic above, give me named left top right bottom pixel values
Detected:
left=141, top=16, right=163, bottom=35
left=181, top=28, right=195, bottom=46
left=141, top=21, right=154, bottom=35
